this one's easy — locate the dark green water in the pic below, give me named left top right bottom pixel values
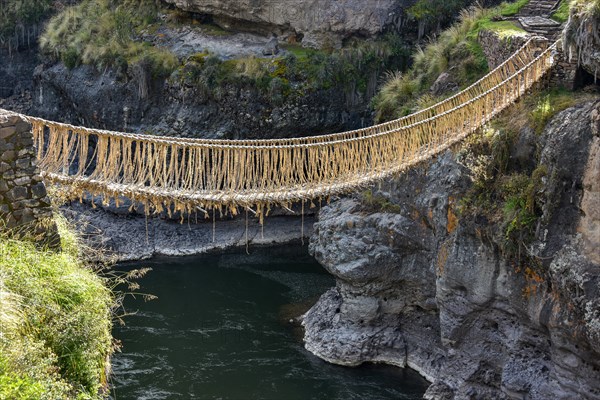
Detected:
left=110, top=246, right=428, bottom=400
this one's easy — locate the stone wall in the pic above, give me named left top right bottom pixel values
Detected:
left=478, top=30, right=578, bottom=89
left=548, top=43, right=578, bottom=90
left=478, top=29, right=530, bottom=69
left=0, top=111, right=59, bottom=247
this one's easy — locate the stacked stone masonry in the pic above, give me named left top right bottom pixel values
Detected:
left=0, top=112, right=59, bottom=247
left=478, top=29, right=577, bottom=89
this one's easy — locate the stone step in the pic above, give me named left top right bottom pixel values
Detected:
left=518, top=0, right=561, bottom=17
left=519, top=16, right=562, bottom=29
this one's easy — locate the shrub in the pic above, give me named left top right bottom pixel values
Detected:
left=0, top=215, right=114, bottom=399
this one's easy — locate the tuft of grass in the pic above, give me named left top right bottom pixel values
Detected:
left=40, top=0, right=178, bottom=76
left=489, top=88, right=587, bottom=138
left=499, top=0, right=530, bottom=17
left=373, top=4, right=498, bottom=122
left=473, top=19, right=528, bottom=38
left=0, top=214, right=114, bottom=399
left=571, top=0, right=600, bottom=15
left=552, top=0, right=572, bottom=23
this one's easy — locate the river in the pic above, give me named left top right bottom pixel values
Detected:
left=110, top=246, right=428, bottom=399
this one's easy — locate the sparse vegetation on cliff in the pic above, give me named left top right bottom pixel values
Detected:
left=373, top=1, right=528, bottom=122
left=456, top=89, right=594, bottom=262
left=0, top=0, right=52, bottom=45
left=551, top=0, right=571, bottom=23
left=175, top=35, right=408, bottom=103
left=40, top=0, right=409, bottom=105
left=40, top=0, right=178, bottom=75
left=0, top=215, right=114, bottom=399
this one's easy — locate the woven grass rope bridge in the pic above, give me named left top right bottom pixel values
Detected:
left=2, top=37, right=557, bottom=222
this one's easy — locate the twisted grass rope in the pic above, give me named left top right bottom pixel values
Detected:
left=1, top=38, right=557, bottom=221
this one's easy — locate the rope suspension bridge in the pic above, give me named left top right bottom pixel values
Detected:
left=2, top=38, right=557, bottom=222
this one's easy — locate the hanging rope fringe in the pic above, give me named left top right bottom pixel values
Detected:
left=2, top=38, right=556, bottom=221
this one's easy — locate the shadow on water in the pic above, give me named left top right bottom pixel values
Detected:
left=110, top=245, right=429, bottom=400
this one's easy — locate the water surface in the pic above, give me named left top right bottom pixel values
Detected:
left=111, top=246, right=428, bottom=399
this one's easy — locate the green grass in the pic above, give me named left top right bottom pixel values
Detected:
left=40, top=0, right=178, bottom=75
left=552, top=0, right=572, bottom=22
left=281, top=43, right=319, bottom=58
left=372, top=0, right=531, bottom=123
left=473, top=19, right=527, bottom=37
left=495, top=87, right=580, bottom=134
left=0, top=215, right=114, bottom=399
left=499, top=0, right=530, bottom=16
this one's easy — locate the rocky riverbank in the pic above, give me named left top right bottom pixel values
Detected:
left=303, top=100, right=600, bottom=399
left=62, top=201, right=314, bottom=262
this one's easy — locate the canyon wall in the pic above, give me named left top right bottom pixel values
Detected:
left=304, top=100, right=600, bottom=399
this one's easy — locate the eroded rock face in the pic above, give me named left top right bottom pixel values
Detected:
left=305, top=152, right=469, bottom=382
left=162, top=0, right=410, bottom=48
left=564, top=5, right=600, bottom=79
left=31, top=62, right=370, bottom=140
left=304, top=101, right=600, bottom=399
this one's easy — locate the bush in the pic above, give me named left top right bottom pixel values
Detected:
left=0, top=215, right=114, bottom=399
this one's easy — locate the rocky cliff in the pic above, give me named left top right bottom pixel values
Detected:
left=163, top=0, right=412, bottom=49
left=564, top=1, right=600, bottom=79
left=30, top=60, right=374, bottom=139
left=303, top=99, right=600, bottom=399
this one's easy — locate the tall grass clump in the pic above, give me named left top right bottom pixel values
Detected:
left=40, top=0, right=178, bottom=75
left=373, top=1, right=528, bottom=122
left=174, top=34, right=409, bottom=104
left=552, top=0, right=572, bottom=23
left=572, top=0, right=600, bottom=15
left=0, top=214, right=114, bottom=399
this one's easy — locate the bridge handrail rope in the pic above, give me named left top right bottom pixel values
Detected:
left=0, top=38, right=558, bottom=220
